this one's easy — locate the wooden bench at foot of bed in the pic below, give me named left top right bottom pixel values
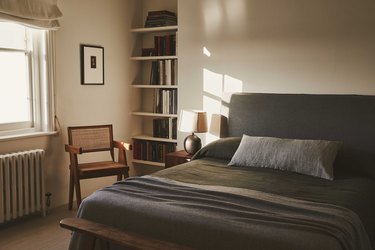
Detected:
left=60, top=218, right=193, bottom=250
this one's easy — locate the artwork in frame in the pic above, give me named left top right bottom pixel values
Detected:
left=80, top=44, right=104, bottom=85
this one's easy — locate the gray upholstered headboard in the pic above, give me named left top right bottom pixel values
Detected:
left=227, top=93, right=375, bottom=178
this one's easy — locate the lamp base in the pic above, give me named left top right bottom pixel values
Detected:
left=183, top=133, right=202, bottom=155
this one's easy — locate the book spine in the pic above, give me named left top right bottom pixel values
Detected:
left=158, top=60, right=164, bottom=85
left=165, top=60, right=171, bottom=85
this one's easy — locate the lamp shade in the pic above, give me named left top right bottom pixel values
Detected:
left=178, top=109, right=208, bottom=133
left=209, top=114, right=228, bottom=138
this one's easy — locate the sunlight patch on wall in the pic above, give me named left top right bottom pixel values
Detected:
left=203, top=46, right=211, bottom=57
left=224, top=75, right=243, bottom=93
left=203, top=67, right=243, bottom=143
left=203, top=68, right=223, bottom=98
left=222, top=74, right=243, bottom=106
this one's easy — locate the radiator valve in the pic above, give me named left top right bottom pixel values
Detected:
left=45, top=192, right=52, bottom=208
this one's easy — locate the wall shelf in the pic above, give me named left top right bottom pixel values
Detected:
left=130, top=25, right=178, bottom=33
left=132, top=112, right=178, bottom=118
left=132, top=84, right=178, bottom=89
left=130, top=56, right=178, bottom=61
left=132, top=159, right=165, bottom=167
left=132, top=135, right=177, bottom=143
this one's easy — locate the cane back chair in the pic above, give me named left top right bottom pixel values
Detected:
left=65, top=124, right=131, bottom=209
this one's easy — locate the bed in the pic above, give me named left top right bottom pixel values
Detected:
left=67, top=93, right=375, bottom=250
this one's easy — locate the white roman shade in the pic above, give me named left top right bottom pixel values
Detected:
left=0, top=0, right=62, bottom=30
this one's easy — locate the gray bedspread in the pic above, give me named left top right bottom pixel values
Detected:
left=70, top=159, right=374, bottom=250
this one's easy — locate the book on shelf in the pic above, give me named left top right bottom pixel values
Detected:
left=144, top=10, right=177, bottom=28
left=153, top=89, right=177, bottom=114
left=145, top=19, right=177, bottom=28
left=150, top=61, right=158, bottom=85
left=171, top=118, right=177, bottom=139
left=159, top=60, right=165, bottom=85
left=148, top=10, right=176, bottom=17
left=140, top=34, right=176, bottom=58
left=153, top=117, right=177, bottom=139
left=154, top=34, right=176, bottom=56
left=142, top=48, right=156, bottom=56
left=133, top=139, right=176, bottom=163
left=153, top=118, right=168, bottom=139
left=165, top=60, right=172, bottom=85
left=150, top=59, right=177, bottom=85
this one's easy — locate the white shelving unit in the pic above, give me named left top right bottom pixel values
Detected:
left=131, top=17, right=178, bottom=168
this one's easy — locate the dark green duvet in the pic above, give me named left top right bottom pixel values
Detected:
left=155, top=157, right=375, bottom=249
left=70, top=155, right=375, bottom=250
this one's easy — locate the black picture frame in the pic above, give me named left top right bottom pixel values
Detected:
left=80, top=44, right=104, bottom=85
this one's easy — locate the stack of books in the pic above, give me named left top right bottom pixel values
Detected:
left=153, top=118, right=177, bottom=139
left=153, top=89, right=177, bottom=115
left=150, top=59, right=177, bottom=85
left=141, top=34, right=176, bottom=57
left=154, top=34, right=176, bottom=56
left=144, top=10, right=177, bottom=28
left=133, top=140, right=176, bottom=163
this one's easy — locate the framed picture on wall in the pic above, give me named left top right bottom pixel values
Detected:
left=80, top=44, right=104, bottom=85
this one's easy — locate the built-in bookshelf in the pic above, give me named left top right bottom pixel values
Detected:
left=131, top=6, right=178, bottom=168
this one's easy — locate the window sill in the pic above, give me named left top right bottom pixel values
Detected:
left=0, top=131, right=59, bottom=142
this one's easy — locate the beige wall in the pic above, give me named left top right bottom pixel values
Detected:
left=177, top=0, right=375, bottom=145
left=2, top=0, right=375, bottom=208
left=0, top=0, right=136, bottom=208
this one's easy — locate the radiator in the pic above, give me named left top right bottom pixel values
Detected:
left=0, top=149, right=46, bottom=224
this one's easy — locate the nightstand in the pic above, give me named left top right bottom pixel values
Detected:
left=165, top=150, right=192, bottom=168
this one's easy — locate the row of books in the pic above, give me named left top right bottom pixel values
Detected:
left=153, top=118, right=177, bottom=139
left=150, top=59, right=177, bottom=85
left=154, top=35, right=176, bottom=56
left=142, top=35, right=176, bottom=57
left=133, top=140, right=176, bottom=163
left=144, top=10, right=177, bottom=28
left=153, top=89, right=177, bottom=114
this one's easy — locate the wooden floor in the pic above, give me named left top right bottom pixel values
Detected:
left=0, top=205, right=77, bottom=250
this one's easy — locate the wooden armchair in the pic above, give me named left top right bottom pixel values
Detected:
left=65, top=124, right=131, bottom=210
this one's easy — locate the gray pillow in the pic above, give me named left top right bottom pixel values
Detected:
left=192, top=137, right=241, bottom=161
left=228, top=135, right=342, bottom=180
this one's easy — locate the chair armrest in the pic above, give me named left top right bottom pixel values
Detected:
left=114, top=141, right=132, bottom=167
left=60, top=218, right=192, bottom=250
left=113, top=141, right=132, bottom=151
left=65, top=144, right=83, bottom=154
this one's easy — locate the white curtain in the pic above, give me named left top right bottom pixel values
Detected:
left=32, top=29, right=58, bottom=132
left=0, top=0, right=62, bottom=30
left=45, top=31, right=57, bottom=131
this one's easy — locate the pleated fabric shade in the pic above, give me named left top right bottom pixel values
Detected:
left=0, top=0, right=63, bottom=30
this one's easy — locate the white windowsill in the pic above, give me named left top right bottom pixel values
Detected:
left=0, top=131, right=59, bottom=142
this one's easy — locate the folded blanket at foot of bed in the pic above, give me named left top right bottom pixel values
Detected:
left=69, top=175, right=371, bottom=250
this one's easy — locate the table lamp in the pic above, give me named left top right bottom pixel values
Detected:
left=178, top=109, right=208, bottom=155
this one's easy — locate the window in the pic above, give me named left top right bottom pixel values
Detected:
left=0, top=22, right=55, bottom=139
